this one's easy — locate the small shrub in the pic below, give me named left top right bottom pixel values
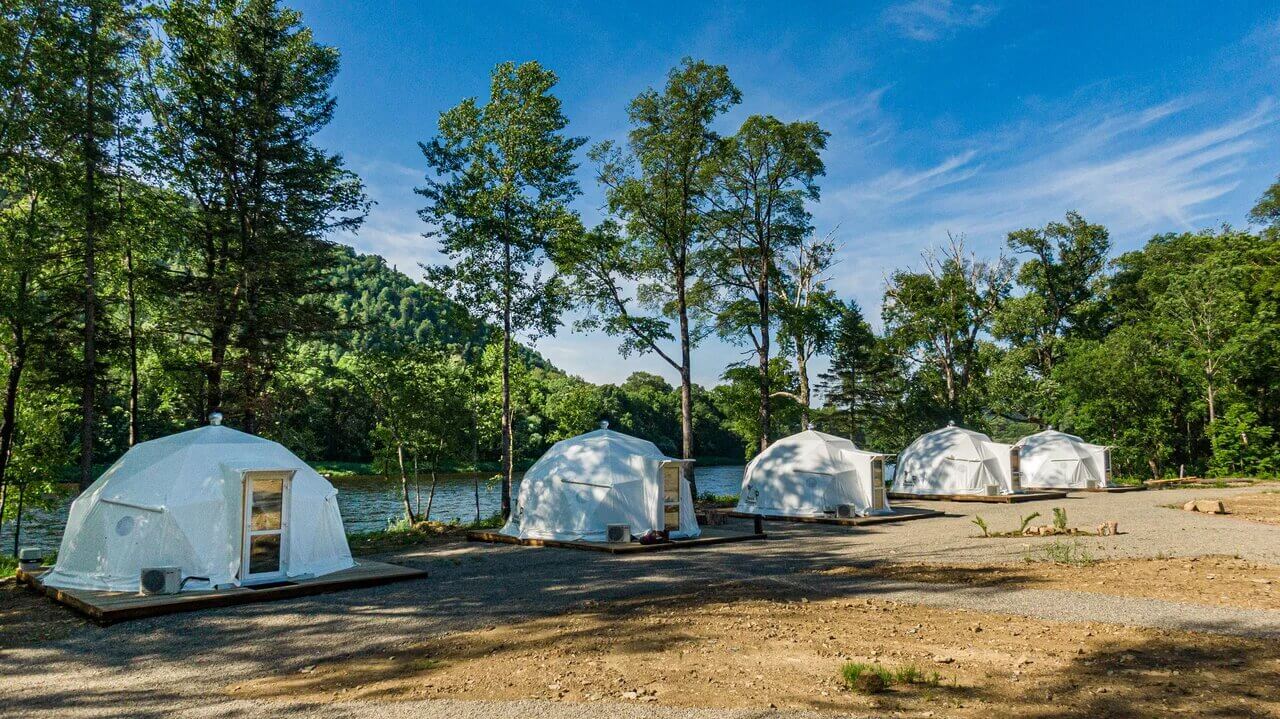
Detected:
left=842, top=662, right=892, bottom=693
left=1052, top=507, right=1068, bottom=531
left=971, top=516, right=990, bottom=537
left=1033, top=539, right=1094, bottom=566
left=697, top=492, right=739, bottom=505
left=1018, top=512, right=1041, bottom=534
left=0, top=555, right=16, bottom=579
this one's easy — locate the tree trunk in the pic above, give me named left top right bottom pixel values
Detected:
left=795, top=342, right=810, bottom=429
left=757, top=250, right=770, bottom=453
left=119, top=132, right=140, bottom=446
left=78, top=8, right=101, bottom=492
left=0, top=271, right=29, bottom=524
left=425, top=443, right=442, bottom=522
left=500, top=240, right=513, bottom=519
left=0, top=348, right=24, bottom=528
left=396, top=442, right=416, bottom=524
left=676, top=263, right=697, bottom=500
left=413, top=452, right=420, bottom=517
left=10, top=481, right=25, bottom=557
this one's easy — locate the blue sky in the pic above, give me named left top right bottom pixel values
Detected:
left=295, top=0, right=1280, bottom=387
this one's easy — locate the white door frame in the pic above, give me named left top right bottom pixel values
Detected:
left=240, top=469, right=295, bottom=584
left=659, top=459, right=695, bottom=530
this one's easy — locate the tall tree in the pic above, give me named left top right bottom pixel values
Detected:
left=770, top=231, right=840, bottom=428
left=141, top=0, right=367, bottom=431
left=558, top=58, right=740, bottom=496
left=65, top=0, right=142, bottom=488
left=883, top=236, right=1014, bottom=424
left=419, top=60, right=581, bottom=519
left=992, top=212, right=1110, bottom=426
left=705, top=115, right=827, bottom=451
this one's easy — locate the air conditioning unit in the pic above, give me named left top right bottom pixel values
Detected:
left=836, top=504, right=859, bottom=519
left=140, top=567, right=181, bottom=595
left=1086, top=480, right=1100, bottom=490
left=984, top=484, right=999, bottom=496
left=606, top=524, right=631, bottom=544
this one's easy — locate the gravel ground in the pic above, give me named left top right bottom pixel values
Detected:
left=3, top=486, right=1278, bottom=719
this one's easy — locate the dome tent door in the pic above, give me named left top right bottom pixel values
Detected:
left=241, top=470, right=295, bottom=584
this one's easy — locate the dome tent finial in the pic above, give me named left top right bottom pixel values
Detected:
left=599, top=420, right=609, bottom=431
left=208, top=411, right=223, bottom=426
left=947, top=420, right=956, bottom=427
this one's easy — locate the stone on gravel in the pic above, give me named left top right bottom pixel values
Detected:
left=1184, top=499, right=1227, bottom=514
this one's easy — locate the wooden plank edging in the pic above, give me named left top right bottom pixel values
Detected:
left=466, top=530, right=767, bottom=553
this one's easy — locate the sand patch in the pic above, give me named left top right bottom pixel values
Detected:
left=230, top=583, right=1280, bottom=718
left=820, top=555, right=1280, bottom=611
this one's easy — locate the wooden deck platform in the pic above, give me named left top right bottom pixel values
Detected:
left=1074, top=485, right=1147, bottom=493
left=711, top=506, right=944, bottom=527
left=888, top=490, right=1068, bottom=504
left=17, top=559, right=426, bottom=625
left=467, top=527, right=767, bottom=554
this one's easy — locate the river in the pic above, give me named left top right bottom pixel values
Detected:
left=1, top=465, right=747, bottom=553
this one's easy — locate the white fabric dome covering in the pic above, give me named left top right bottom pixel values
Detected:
left=736, top=430, right=891, bottom=517
left=892, top=425, right=1021, bottom=496
left=501, top=427, right=699, bottom=542
left=43, top=425, right=353, bottom=592
left=1015, top=429, right=1111, bottom=489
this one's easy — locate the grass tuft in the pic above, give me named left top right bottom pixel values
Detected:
left=971, top=515, right=990, bottom=537
left=842, top=662, right=892, bottom=693
left=1028, top=538, right=1095, bottom=566
left=842, top=662, right=943, bottom=694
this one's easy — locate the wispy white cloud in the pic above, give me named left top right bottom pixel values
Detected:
left=816, top=97, right=1278, bottom=328
left=882, top=0, right=999, bottom=41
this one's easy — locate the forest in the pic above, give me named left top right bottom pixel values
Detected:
left=1, top=0, right=1278, bottom=546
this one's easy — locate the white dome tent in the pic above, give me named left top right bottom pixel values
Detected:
left=501, top=423, right=698, bottom=542
left=891, top=423, right=1022, bottom=496
left=1015, top=429, right=1111, bottom=489
left=736, top=430, right=890, bottom=517
left=43, top=414, right=353, bottom=593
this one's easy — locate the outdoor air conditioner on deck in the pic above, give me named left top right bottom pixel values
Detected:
left=836, top=504, right=859, bottom=519
left=606, top=524, right=631, bottom=543
left=984, top=484, right=999, bottom=496
left=140, top=567, right=181, bottom=595
left=1086, top=479, right=1100, bottom=490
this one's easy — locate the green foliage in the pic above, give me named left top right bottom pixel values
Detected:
left=817, top=300, right=901, bottom=446
left=841, top=662, right=940, bottom=694
left=883, top=236, right=1015, bottom=427
left=1209, top=405, right=1278, bottom=477
left=711, top=359, right=800, bottom=458
left=971, top=515, right=990, bottom=537
left=894, top=664, right=942, bottom=686
left=1018, top=512, right=1041, bottom=534
left=1030, top=539, right=1094, bottom=566
left=841, top=663, right=892, bottom=693
left=1051, top=507, right=1068, bottom=531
